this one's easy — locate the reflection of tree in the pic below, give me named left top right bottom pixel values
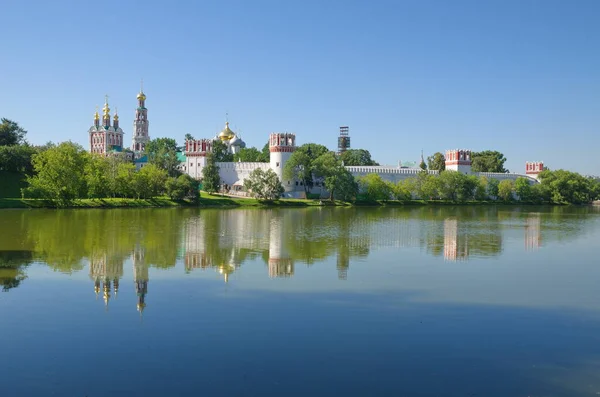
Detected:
left=0, top=251, right=33, bottom=291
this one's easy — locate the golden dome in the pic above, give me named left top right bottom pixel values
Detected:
left=218, top=121, right=235, bottom=141
left=94, top=110, right=100, bottom=121
left=113, top=108, right=119, bottom=121
left=137, top=92, right=146, bottom=101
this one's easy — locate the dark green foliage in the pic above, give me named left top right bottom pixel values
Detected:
left=166, top=174, right=200, bottom=201
left=339, top=149, right=379, bottom=166
left=471, top=151, right=508, bottom=173
left=427, top=152, right=446, bottom=171
left=0, top=119, right=27, bottom=146
left=234, top=147, right=269, bottom=162
left=145, top=137, right=180, bottom=177
left=201, top=153, right=221, bottom=194
left=283, top=143, right=329, bottom=194
left=212, top=139, right=234, bottom=162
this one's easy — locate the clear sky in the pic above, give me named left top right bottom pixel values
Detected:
left=1, top=0, right=599, bottom=174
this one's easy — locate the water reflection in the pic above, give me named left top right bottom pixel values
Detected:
left=0, top=206, right=597, bottom=301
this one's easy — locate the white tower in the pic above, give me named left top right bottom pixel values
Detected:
left=269, top=133, right=296, bottom=192
left=445, top=149, right=472, bottom=174
left=525, top=161, right=544, bottom=180
left=131, top=83, right=150, bottom=157
left=268, top=212, right=293, bottom=277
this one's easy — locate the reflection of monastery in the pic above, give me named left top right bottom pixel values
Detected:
left=85, top=210, right=543, bottom=312
left=88, top=88, right=543, bottom=198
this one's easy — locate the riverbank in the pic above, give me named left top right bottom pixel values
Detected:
left=0, top=194, right=563, bottom=209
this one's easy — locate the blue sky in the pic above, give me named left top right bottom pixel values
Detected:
left=1, top=0, right=599, bottom=174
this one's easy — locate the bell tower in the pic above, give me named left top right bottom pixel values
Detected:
left=131, top=81, right=150, bottom=157
left=269, top=133, right=296, bottom=192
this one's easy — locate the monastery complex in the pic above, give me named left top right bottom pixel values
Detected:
left=88, top=88, right=543, bottom=198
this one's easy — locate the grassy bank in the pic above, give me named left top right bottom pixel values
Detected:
left=0, top=194, right=547, bottom=209
left=0, top=194, right=346, bottom=209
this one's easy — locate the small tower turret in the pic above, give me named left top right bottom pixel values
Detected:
left=269, top=133, right=296, bottom=192
left=113, top=108, right=119, bottom=130
left=526, top=161, right=544, bottom=180
left=94, top=107, right=100, bottom=128
left=445, top=149, right=472, bottom=174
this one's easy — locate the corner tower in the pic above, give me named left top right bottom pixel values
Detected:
left=132, top=83, right=150, bottom=157
left=445, top=149, right=472, bottom=174
left=526, top=161, right=544, bottom=180
left=269, top=133, right=296, bottom=191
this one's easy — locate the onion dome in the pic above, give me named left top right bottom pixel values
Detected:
left=94, top=108, right=100, bottom=121
left=113, top=108, right=119, bottom=121
left=218, top=121, right=235, bottom=141
left=137, top=91, right=146, bottom=101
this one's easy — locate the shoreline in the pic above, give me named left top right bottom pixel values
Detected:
left=0, top=195, right=576, bottom=210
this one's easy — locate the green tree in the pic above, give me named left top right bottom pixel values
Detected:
left=145, top=137, right=180, bottom=177
left=358, top=174, right=391, bottom=201
left=233, top=147, right=267, bottom=162
left=313, top=151, right=358, bottom=201
left=392, top=179, right=413, bottom=201
left=202, top=153, right=220, bottom=194
left=537, top=169, right=598, bottom=204
left=244, top=168, right=284, bottom=200
left=419, top=156, right=427, bottom=171
left=131, top=164, right=167, bottom=198
left=114, top=162, right=136, bottom=198
left=84, top=154, right=110, bottom=198
left=23, top=142, right=88, bottom=206
left=0, top=144, right=37, bottom=174
left=514, top=177, right=532, bottom=202
left=166, top=174, right=200, bottom=201
left=474, top=176, right=488, bottom=201
left=282, top=143, right=329, bottom=194
left=471, top=150, right=508, bottom=173
left=427, top=152, right=446, bottom=171
left=339, top=149, right=379, bottom=166
left=408, top=171, right=439, bottom=199
left=184, top=133, right=194, bottom=141
left=261, top=142, right=270, bottom=162
left=498, top=179, right=514, bottom=201
left=487, top=178, right=500, bottom=200
left=212, top=139, right=234, bottom=162
left=0, top=119, right=27, bottom=146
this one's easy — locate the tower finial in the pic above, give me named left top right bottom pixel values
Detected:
left=141, top=78, right=144, bottom=93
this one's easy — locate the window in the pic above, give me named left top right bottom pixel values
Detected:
left=276, top=162, right=280, bottom=167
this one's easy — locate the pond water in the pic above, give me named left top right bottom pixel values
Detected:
left=1, top=206, right=600, bottom=396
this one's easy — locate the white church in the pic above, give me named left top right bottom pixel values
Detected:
left=88, top=88, right=543, bottom=198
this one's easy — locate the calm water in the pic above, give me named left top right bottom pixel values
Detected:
left=1, top=206, right=600, bottom=396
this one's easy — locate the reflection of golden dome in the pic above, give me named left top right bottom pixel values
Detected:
left=137, top=92, right=146, bottom=101
left=218, top=121, right=235, bottom=141
left=137, top=302, right=146, bottom=312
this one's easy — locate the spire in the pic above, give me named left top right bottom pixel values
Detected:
left=113, top=107, right=119, bottom=129
left=94, top=106, right=100, bottom=128
left=102, top=95, right=110, bottom=127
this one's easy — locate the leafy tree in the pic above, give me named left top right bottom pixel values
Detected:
left=334, top=168, right=359, bottom=201
left=436, top=171, right=477, bottom=202
left=282, top=143, right=329, bottom=194
left=408, top=171, right=439, bottom=200
left=84, top=154, right=109, bottom=198
left=145, top=137, right=180, bottom=177
left=184, top=133, right=194, bottom=141
left=471, top=150, right=508, bottom=173
left=313, top=151, right=358, bottom=201
left=475, top=176, right=488, bottom=201
left=358, top=174, right=391, bottom=201
left=0, top=144, right=37, bottom=174
left=261, top=142, right=270, bottom=162
left=0, top=119, right=27, bottom=146
left=166, top=174, right=200, bottom=201
left=514, top=177, right=533, bottom=202
left=427, top=152, right=446, bottom=171
left=115, top=162, right=136, bottom=198
left=339, top=149, right=379, bottom=166
left=201, top=153, right=220, bottom=194
left=131, top=164, right=167, bottom=199
left=392, top=179, right=413, bottom=201
left=212, top=139, right=233, bottom=162
left=498, top=179, right=514, bottom=201
left=244, top=168, right=284, bottom=200
left=23, top=142, right=88, bottom=206
left=233, top=147, right=268, bottom=162
left=537, top=169, right=598, bottom=204
left=487, top=178, right=500, bottom=199
left=419, top=156, right=427, bottom=171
